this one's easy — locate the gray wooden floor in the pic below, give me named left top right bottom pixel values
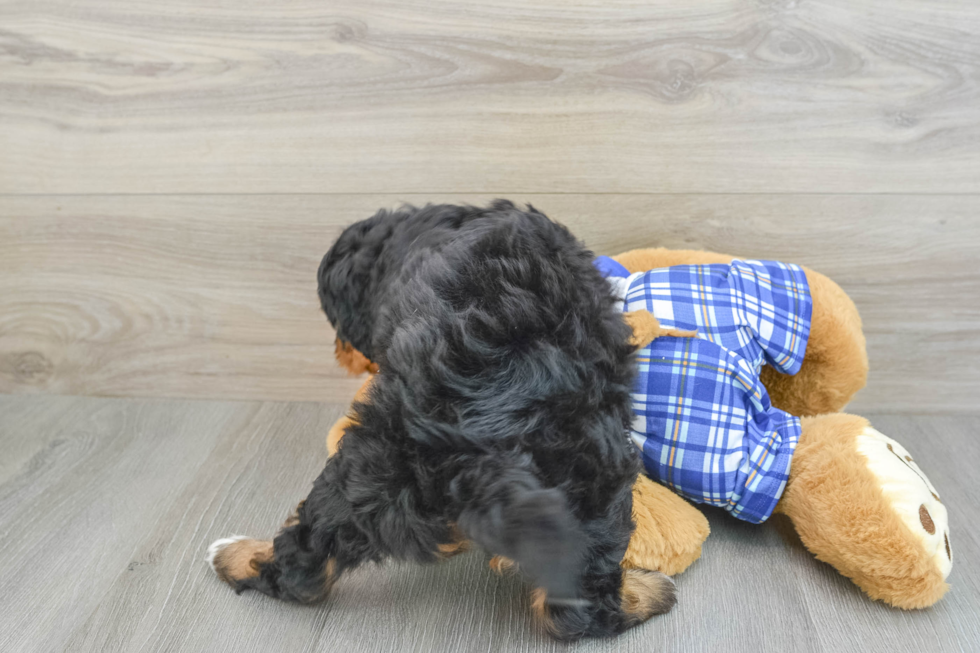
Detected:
left=0, top=395, right=976, bottom=653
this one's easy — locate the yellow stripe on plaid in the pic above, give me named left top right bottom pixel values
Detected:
left=621, top=259, right=810, bottom=523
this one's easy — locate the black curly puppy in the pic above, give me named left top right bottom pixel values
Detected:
left=207, top=201, right=675, bottom=639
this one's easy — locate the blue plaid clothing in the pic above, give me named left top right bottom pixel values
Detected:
left=596, top=257, right=812, bottom=523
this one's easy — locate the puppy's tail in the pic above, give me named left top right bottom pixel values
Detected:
left=453, top=453, right=587, bottom=603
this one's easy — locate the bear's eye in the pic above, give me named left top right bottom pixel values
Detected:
left=918, top=504, right=935, bottom=535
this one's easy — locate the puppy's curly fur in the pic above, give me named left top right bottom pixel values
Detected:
left=209, top=201, right=675, bottom=639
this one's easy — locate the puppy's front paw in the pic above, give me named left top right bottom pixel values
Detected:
left=207, top=536, right=273, bottom=588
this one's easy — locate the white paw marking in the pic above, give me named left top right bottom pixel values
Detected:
left=206, top=535, right=250, bottom=570
left=857, top=426, right=951, bottom=579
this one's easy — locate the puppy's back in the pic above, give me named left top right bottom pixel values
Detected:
left=376, top=204, right=640, bottom=503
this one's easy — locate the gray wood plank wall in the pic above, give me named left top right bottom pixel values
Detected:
left=2, top=195, right=978, bottom=412
left=2, top=0, right=979, bottom=194
left=2, top=0, right=979, bottom=411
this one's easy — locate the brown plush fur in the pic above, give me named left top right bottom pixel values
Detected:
left=621, top=475, right=709, bottom=576
left=776, top=413, right=949, bottom=609
left=623, top=310, right=697, bottom=346
left=760, top=267, right=868, bottom=417
left=613, top=248, right=733, bottom=270
left=612, top=248, right=868, bottom=416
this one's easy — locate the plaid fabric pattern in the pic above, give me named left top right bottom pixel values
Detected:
left=623, top=259, right=812, bottom=376
left=596, top=258, right=812, bottom=523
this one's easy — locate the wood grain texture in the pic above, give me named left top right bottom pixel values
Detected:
left=1, top=0, right=979, bottom=193
left=2, top=194, right=978, bottom=412
left=0, top=395, right=977, bottom=652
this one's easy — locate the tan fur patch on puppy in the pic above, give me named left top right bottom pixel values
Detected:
left=435, top=523, right=471, bottom=559
left=208, top=538, right=273, bottom=585
left=326, top=415, right=355, bottom=457
left=530, top=588, right=556, bottom=635
left=620, top=569, right=677, bottom=625
left=334, top=340, right=380, bottom=375
left=436, top=540, right=470, bottom=557
left=489, top=556, right=518, bottom=575
left=436, top=538, right=471, bottom=558
left=326, top=374, right=376, bottom=456
left=324, top=559, right=338, bottom=592
left=282, top=501, right=305, bottom=529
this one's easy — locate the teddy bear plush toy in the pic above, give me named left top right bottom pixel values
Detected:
left=327, top=247, right=952, bottom=610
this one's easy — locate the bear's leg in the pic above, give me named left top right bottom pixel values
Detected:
left=612, top=248, right=868, bottom=416
left=776, top=413, right=951, bottom=609
left=759, top=268, right=867, bottom=416
left=620, top=475, right=709, bottom=576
